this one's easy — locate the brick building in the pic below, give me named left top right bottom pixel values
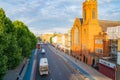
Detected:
left=71, top=0, right=102, bottom=65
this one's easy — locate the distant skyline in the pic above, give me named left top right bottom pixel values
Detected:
left=0, top=0, right=120, bottom=34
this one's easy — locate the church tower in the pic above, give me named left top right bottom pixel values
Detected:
left=81, top=0, right=102, bottom=65
left=83, top=0, right=98, bottom=24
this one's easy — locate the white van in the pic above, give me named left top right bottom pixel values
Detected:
left=39, top=58, right=49, bottom=75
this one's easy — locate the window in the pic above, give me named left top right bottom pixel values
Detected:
left=84, top=10, right=86, bottom=20
left=95, top=39, right=103, bottom=44
left=74, top=27, right=79, bottom=44
left=95, top=48, right=103, bottom=54
left=92, top=9, right=96, bottom=19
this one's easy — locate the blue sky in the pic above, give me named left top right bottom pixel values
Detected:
left=0, top=0, right=120, bottom=34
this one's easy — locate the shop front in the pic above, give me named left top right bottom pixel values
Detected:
left=98, top=59, right=116, bottom=80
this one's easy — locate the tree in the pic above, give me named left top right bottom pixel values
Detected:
left=50, top=37, right=53, bottom=43
left=0, top=55, right=8, bottom=80
left=13, top=20, right=37, bottom=58
left=29, top=32, right=37, bottom=49
left=0, top=8, right=37, bottom=79
left=0, top=8, right=8, bottom=79
left=0, top=8, right=22, bottom=69
left=5, top=35, right=22, bottom=69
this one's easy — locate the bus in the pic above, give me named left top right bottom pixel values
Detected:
left=39, top=58, right=49, bottom=76
left=37, top=43, right=41, bottom=49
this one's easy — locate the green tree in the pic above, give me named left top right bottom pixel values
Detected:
left=0, top=8, right=8, bottom=79
left=5, top=35, right=22, bottom=69
left=0, top=55, right=8, bottom=80
left=50, top=37, right=53, bottom=43
left=13, top=20, right=37, bottom=58
left=0, top=8, right=22, bottom=70
left=29, top=32, right=37, bottom=49
left=0, top=8, right=37, bottom=79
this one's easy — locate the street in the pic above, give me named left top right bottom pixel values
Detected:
left=36, top=44, right=84, bottom=80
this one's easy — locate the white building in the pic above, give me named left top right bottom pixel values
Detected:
left=52, top=36, right=57, bottom=44
left=107, top=26, right=120, bottom=39
left=107, top=26, right=120, bottom=67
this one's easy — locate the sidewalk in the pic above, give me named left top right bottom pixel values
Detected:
left=49, top=45, right=112, bottom=80
left=3, top=58, right=29, bottom=80
left=23, top=49, right=37, bottom=80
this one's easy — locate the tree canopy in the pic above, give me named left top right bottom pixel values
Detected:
left=0, top=8, right=37, bottom=79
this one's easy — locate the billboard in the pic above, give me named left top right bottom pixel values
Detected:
left=117, top=52, right=120, bottom=65
left=99, top=59, right=116, bottom=69
left=118, top=39, right=120, bottom=51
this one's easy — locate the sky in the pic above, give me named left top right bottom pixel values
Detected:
left=0, top=0, right=120, bottom=35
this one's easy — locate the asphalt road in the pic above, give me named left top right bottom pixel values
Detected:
left=36, top=44, right=83, bottom=80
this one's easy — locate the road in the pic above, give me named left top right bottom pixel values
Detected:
left=36, top=44, right=84, bottom=80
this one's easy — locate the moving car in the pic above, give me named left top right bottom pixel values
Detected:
left=41, top=48, right=45, bottom=54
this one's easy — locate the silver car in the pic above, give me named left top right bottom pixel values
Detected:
left=41, top=48, right=45, bottom=54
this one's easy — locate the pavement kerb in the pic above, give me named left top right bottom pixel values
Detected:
left=19, top=62, right=29, bottom=80
left=30, top=49, right=37, bottom=80
left=14, top=58, right=29, bottom=80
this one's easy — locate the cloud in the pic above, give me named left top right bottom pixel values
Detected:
left=17, top=17, right=39, bottom=25
left=31, top=27, right=71, bottom=35
left=0, top=0, right=120, bottom=34
left=98, top=0, right=120, bottom=21
left=68, top=18, right=75, bottom=23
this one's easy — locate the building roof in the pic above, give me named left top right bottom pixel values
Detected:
left=99, top=20, right=120, bottom=32
left=78, top=18, right=120, bottom=32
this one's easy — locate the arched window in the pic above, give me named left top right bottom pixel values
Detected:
left=74, top=27, right=79, bottom=44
